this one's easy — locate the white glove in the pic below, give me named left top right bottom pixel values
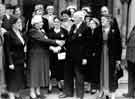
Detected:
left=82, top=59, right=87, bottom=65
left=9, top=64, right=15, bottom=70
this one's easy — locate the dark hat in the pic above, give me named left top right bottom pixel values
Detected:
left=10, top=16, right=18, bottom=25
left=6, top=4, right=13, bottom=9
left=101, top=14, right=112, bottom=18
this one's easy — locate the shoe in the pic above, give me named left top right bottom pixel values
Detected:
left=36, top=94, right=46, bottom=98
left=123, top=93, right=135, bottom=98
left=30, top=92, right=36, bottom=99
left=58, top=81, right=63, bottom=91
left=48, top=83, right=52, bottom=93
left=9, top=93, right=15, bottom=99
left=58, top=93, right=73, bottom=98
left=36, top=89, right=40, bottom=96
left=90, top=89, right=97, bottom=95
left=98, top=91, right=104, bottom=98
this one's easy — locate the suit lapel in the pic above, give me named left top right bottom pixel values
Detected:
left=12, top=30, right=25, bottom=45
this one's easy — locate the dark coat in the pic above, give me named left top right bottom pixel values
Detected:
left=101, top=23, right=122, bottom=92
left=2, top=15, right=14, bottom=31
left=4, top=30, right=26, bottom=66
left=84, top=26, right=103, bottom=83
left=4, top=29, right=26, bottom=92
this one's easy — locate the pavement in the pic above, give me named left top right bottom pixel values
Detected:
left=0, top=82, right=128, bottom=99
left=1, top=70, right=129, bottom=99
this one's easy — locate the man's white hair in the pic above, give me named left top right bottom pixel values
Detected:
left=73, top=11, right=85, bottom=19
left=46, top=5, right=54, bottom=10
left=66, top=5, right=77, bottom=10
left=101, top=6, right=109, bottom=12
left=31, top=15, right=42, bottom=25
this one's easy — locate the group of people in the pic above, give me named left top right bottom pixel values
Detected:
left=0, top=2, right=124, bottom=99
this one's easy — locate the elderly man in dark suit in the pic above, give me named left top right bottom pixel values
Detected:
left=123, top=26, right=135, bottom=98
left=59, top=11, right=89, bottom=99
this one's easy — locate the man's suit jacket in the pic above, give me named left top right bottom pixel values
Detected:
left=66, top=22, right=89, bottom=63
left=104, top=24, right=122, bottom=61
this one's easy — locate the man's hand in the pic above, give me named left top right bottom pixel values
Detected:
left=9, top=64, right=15, bottom=70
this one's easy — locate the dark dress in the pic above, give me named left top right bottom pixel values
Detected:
left=84, top=26, right=102, bottom=89
left=27, top=27, right=57, bottom=88
left=101, top=24, right=122, bottom=92
left=48, top=27, right=68, bottom=81
left=4, top=30, right=26, bottom=92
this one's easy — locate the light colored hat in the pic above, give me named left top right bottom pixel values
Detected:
left=46, top=5, right=54, bottom=10
left=34, top=4, right=44, bottom=10
left=66, top=5, right=77, bottom=10
left=82, top=6, right=91, bottom=12
left=92, top=18, right=100, bottom=25
left=31, top=15, right=43, bottom=25
left=73, top=11, right=85, bottom=19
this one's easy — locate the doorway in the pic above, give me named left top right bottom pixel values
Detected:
left=80, top=0, right=108, bottom=17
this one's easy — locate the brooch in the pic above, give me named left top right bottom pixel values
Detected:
left=61, top=34, right=64, bottom=38
left=78, top=33, right=82, bottom=37
left=112, top=29, right=115, bottom=33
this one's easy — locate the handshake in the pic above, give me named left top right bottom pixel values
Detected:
left=56, top=40, right=65, bottom=46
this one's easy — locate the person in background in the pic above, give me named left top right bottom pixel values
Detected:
left=61, top=9, right=73, bottom=32
left=84, top=15, right=92, bottom=26
left=27, top=15, right=64, bottom=98
left=83, top=14, right=92, bottom=93
left=2, top=4, right=14, bottom=31
left=84, top=18, right=102, bottom=95
left=100, top=6, right=119, bottom=32
left=66, top=5, right=77, bottom=19
left=4, top=17, right=26, bottom=99
left=81, top=6, right=92, bottom=17
left=33, top=3, right=50, bottom=34
left=13, top=6, right=25, bottom=32
left=43, top=5, right=56, bottom=29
